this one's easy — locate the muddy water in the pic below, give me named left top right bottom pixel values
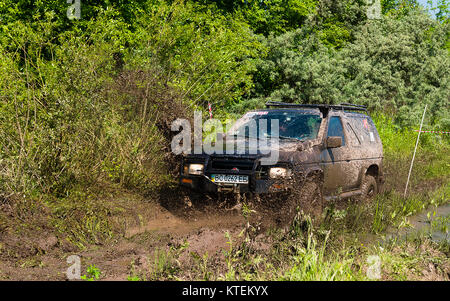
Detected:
left=125, top=211, right=245, bottom=238
left=378, top=203, right=450, bottom=245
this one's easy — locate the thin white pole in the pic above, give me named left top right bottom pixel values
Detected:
left=404, top=104, right=427, bottom=198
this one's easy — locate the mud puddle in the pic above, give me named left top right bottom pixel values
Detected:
left=386, top=202, right=449, bottom=243
left=369, top=202, right=450, bottom=245
left=125, top=206, right=245, bottom=238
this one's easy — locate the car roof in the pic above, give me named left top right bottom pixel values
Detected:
left=341, top=111, right=370, bottom=118
left=248, top=108, right=370, bottom=119
left=249, top=108, right=322, bottom=114
left=265, top=101, right=368, bottom=117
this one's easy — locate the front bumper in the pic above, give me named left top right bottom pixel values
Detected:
left=180, top=155, right=295, bottom=194
left=180, top=174, right=275, bottom=194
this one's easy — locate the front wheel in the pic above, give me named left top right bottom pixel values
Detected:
left=279, top=175, right=324, bottom=227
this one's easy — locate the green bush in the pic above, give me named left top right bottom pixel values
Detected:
left=0, top=1, right=265, bottom=205
left=128, top=0, right=263, bottom=111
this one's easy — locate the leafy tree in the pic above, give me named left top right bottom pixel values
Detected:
left=247, top=8, right=449, bottom=127
left=129, top=0, right=263, bottom=110
left=339, top=10, right=449, bottom=127
left=310, top=0, right=369, bottom=48
left=427, top=0, right=450, bottom=22
left=192, top=0, right=317, bottom=35
left=0, top=0, right=153, bottom=26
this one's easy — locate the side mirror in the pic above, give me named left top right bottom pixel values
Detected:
left=326, top=136, right=342, bottom=148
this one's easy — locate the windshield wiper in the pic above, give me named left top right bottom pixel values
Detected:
left=228, top=134, right=302, bottom=141
left=265, top=135, right=302, bottom=141
left=227, top=134, right=265, bottom=140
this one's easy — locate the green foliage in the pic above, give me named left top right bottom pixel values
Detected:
left=49, top=192, right=114, bottom=249
left=193, top=0, right=317, bottom=35
left=249, top=27, right=345, bottom=104
left=340, top=10, right=449, bottom=127
left=373, top=113, right=450, bottom=183
left=278, top=232, right=358, bottom=280
left=129, top=0, right=263, bottom=110
left=150, top=242, right=188, bottom=280
left=246, top=8, right=449, bottom=128
left=430, top=215, right=449, bottom=233
left=431, top=0, right=450, bottom=22
left=81, top=264, right=101, bottom=281
left=313, top=0, right=369, bottom=48
left=373, top=113, right=421, bottom=157
left=190, top=251, right=213, bottom=280
left=0, top=0, right=153, bottom=31
left=0, top=11, right=134, bottom=196
left=381, top=0, right=421, bottom=16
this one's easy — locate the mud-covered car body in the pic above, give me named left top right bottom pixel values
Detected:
left=180, top=102, right=384, bottom=200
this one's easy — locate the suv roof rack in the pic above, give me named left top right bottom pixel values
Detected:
left=265, top=101, right=367, bottom=113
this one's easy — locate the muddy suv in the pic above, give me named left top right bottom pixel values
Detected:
left=180, top=102, right=384, bottom=217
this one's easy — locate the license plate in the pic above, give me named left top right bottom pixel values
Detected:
left=211, top=174, right=249, bottom=184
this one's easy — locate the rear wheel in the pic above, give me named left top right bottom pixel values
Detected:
left=360, top=175, right=377, bottom=202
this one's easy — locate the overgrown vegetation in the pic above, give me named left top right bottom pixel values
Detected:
left=0, top=0, right=448, bottom=280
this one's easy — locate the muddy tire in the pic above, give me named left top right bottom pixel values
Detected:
left=278, top=175, right=324, bottom=227
left=360, top=175, right=377, bottom=202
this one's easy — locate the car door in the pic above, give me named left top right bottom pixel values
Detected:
left=320, top=115, right=359, bottom=195
left=343, top=119, right=365, bottom=190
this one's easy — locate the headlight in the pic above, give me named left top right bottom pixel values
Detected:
left=188, top=164, right=204, bottom=175
left=269, top=167, right=291, bottom=178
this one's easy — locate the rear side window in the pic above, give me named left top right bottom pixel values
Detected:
left=327, top=116, right=345, bottom=146
left=346, top=123, right=361, bottom=146
left=349, top=116, right=379, bottom=144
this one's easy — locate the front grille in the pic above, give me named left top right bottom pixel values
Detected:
left=210, top=157, right=255, bottom=171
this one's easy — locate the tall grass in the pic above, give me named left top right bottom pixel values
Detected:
left=0, top=15, right=192, bottom=249
left=373, top=112, right=449, bottom=190
left=277, top=228, right=360, bottom=281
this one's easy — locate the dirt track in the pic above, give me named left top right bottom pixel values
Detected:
left=0, top=193, right=251, bottom=280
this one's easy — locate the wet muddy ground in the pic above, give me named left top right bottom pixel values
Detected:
left=0, top=195, right=250, bottom=280
left=0, top=184, right=448, bottom=280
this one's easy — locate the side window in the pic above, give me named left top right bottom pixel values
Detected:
left=327, top=116, right=345, bottom=146
left=350, top=116, right=378, bottom=144
left=367, top=118, right=379, bottom=143
left=346, top=123, right=361, bottom=146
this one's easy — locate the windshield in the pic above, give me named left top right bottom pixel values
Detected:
left=227, top=110, right=323, bottom=141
